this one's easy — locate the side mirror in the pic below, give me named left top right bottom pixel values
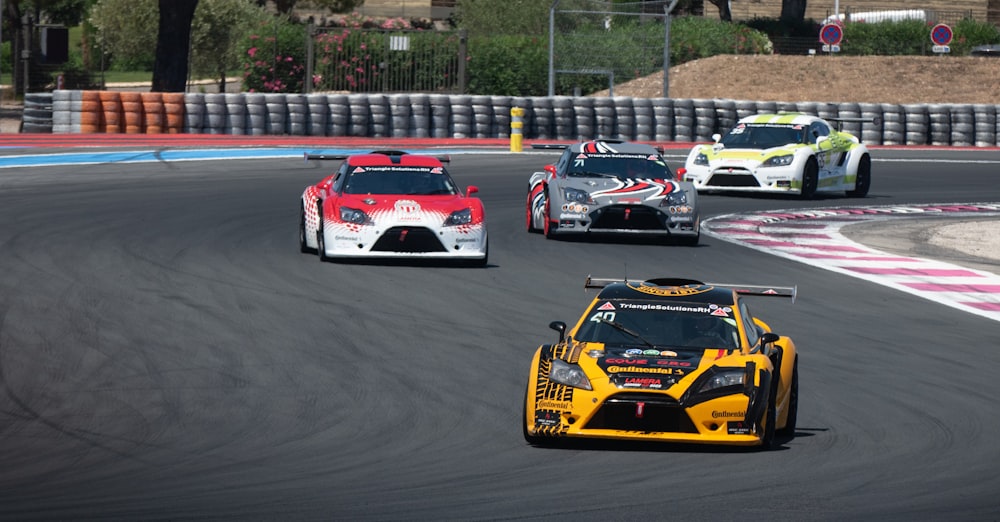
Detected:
left=712, top=133, right=722, bottom=143
left=761, top=332, right=780, bottom=345
left=544, top=164, right=557, bottom=177
left=549, top=321, right=567, bottom=342
left=465, top=185, right=479, bottom=197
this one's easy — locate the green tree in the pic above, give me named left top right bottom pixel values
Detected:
left=89, top=0, right=158, bottom=70
left=454, top=0, right=551, bottom=36
left=256, top=0, right=364, bottom=15
left=189, top=0, right=271, bottom=91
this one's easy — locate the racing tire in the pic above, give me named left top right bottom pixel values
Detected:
left=316, top=209, right=332, bottom=263
left=542, top=191, right=555, bottom=239
left=777, top=360, right=799, bottom=438
left=758, top=386, right=778, bottom=451
left=526, top=193, right=539, bottom=233
left=467, top=240, right=489, bottom=268
left=675, top=232, right=700, bottom=247
left=522, top=386, right=549, bottom=446
left=846, top=154, right=872, bottom=198
left=799, top=158, right=818, bottom=200
left=299, top=206, right=315, bottom=254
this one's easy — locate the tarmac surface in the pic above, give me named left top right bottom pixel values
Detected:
left=0, top=106, right=996, bottom=271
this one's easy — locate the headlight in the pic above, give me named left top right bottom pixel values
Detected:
left=548, top=359, right=592, bottom=390
left=762, top=154, right=794, bottom=167
left=339, top=206, right=369, bottom=224
left=563, top=187, right=592, bottom=204
left=695, top=368, right=745, bottom=393
left=693, top=153, right=709, bottom=166
left=663, top=190, right=688, bottom=206
left=444, top=208, right=472, bottom=226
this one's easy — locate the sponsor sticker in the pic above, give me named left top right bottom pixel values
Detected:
left=537, top=399, right=572, bottom=410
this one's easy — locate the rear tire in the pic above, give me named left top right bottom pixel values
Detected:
left=799, top=158, right=818, bottom=199
left=846, top=154, right=871, bottom=197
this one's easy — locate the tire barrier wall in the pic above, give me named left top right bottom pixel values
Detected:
left=29, top=90, right=1000, bottom=147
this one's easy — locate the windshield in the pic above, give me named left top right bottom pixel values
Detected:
left=574, top=300, right=740, bottom=349
left=343, top=166, right=459, bottom=195
left=719, top=123, right=806, bottom=149
left=565, top=153, right=671, bottom=179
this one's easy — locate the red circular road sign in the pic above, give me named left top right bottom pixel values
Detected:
left=931, top=23, right=953, bottom=46
left=820, top=23, right=843, bottom=46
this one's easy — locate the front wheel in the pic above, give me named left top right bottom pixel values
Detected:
left=847, top=154, right=871, bottom=197
left=522, top=386, right=548, bottom=445
left=799, top=158, right=818, bottom=200
left=526, top=193, right=539, bottom=233
left=542, top=191, right=555, bottom=239
left=299, top=206, right=315, bottom=254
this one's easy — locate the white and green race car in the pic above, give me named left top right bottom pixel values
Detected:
left=677, top=113, right=872, bottom=199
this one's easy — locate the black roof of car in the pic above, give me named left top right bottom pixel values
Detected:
left=595, top=279, right=736, bottom=305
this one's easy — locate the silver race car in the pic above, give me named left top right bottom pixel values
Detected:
left=526, top=140, right=699, bottom=245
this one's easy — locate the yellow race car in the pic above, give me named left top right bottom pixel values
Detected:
left=523, top=277, right=798, bottom=449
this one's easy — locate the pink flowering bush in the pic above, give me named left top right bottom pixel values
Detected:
left=240, top=17, right=308, bottom=93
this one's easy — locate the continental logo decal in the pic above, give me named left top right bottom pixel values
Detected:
left=627, top=281, right=711, bottom=296
left=712, top=410, right=746, bottom=419
left=606, top=366, right=684, bottom=375
left=537, top=399, right=572, bottom=410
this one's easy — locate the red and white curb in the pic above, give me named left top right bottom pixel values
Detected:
left=703, top=203, right=1000, bottom=322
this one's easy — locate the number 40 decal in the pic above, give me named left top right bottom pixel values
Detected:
left=590, top=311, right=616, bottom=323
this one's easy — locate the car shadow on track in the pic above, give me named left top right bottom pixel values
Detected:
left=524, top=430, right=818, bottom=453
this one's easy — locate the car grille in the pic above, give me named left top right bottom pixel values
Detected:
left=584, top=392, right=698, bottom=433
left=707, top=170, right=761, bottom=187
left=590, top=205, right=665, bottom=231
left=371, top=227, right=447, bottom=253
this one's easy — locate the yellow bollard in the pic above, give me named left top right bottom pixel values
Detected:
left=510, top=107, right=524, bottom=152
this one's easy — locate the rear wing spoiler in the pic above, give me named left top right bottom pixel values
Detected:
left=303, top=150, right=450, bottom=163
left=826, top=115, right=881, bottom=130
left=530, top=140, right=664, bottom=155
left=584, top=276, right=796, bottom=302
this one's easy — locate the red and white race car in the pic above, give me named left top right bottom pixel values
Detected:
left=299, top=150, right=488, bottom=266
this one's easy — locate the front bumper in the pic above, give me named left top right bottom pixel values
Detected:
left=682, top=164, right=803, bottom=194
left=322, top=222, right=487, bottom=259
left=528, top=389, right=765, bottom=446
left=551, top=204, right=698, bottom=238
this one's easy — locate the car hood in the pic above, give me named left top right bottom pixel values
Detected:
left=696, top=144, right=801, bottom=166
left=565, top=341, right=744, bottom=391
left=561, top=177, right=680, bottom=201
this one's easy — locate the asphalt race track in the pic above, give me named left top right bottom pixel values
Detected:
left=1, top=146, right=999, bottom=520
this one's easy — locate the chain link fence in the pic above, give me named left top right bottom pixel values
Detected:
left=548, top=0, right=673, bottom=97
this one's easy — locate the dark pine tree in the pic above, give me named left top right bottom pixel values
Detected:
left=151, top=0, right=199, bottom=92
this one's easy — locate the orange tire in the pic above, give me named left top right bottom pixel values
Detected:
left=121, top=92, right=144, bottom=134
left=80, top=90, right=103, bottom=133
left=162, top=93, right=186, bottom=134
left=99, top=91, right=123, bottom=133
left=141, top=92, right=164, bottom=134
